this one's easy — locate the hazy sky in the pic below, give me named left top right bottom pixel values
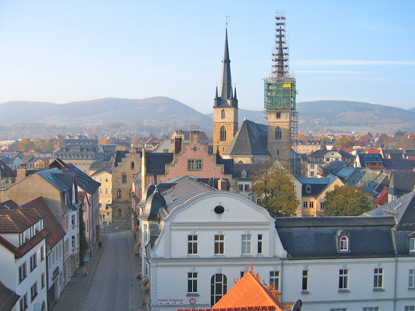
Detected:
left=0, top=0, right=414, bottom=114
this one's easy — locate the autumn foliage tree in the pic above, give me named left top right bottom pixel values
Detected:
left=250, top=162, right=299, bottom=217
left=324, top=184, right=372, bottom=216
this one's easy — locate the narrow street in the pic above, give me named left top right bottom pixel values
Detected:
left=79, top=227, right=143, bottom=311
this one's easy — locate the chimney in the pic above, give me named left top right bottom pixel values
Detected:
left=174, top=137, right=182, bottom=154
left=217, top=178, right=229, bottom=191
left=16, top=164, right=27, bottom=180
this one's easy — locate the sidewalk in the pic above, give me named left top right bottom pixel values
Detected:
left=52, top=234, right=108, bottom=311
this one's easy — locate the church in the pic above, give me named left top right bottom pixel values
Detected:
left=213, top=15, right=298, bottom=168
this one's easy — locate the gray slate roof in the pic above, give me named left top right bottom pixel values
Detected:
left=388, top=171, right=415, bottom=197
left=224, top=120, right=269, bottom=157
left=145, top=153, right=174, bottom=175
left=275, top=217, right=396, bottom=259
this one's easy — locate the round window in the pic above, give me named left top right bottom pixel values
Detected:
left=214, top=205, right=225, bottom=214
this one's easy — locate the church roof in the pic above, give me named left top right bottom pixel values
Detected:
left=224, top=120, right=269, bottom=157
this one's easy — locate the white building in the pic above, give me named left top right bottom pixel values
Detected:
left=138, top=177, right=415, bottom=311
left=0, top=205, right=48, bottom=311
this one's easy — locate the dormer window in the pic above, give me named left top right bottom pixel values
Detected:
left=340, top=236, right=349, bottom=252
left=241, top=170, right=247, bottom=179
left=409, top=236, right=415, bottom=253
left=336, top=230, right=351, bottom=253
left=305, top=184, right=311, bottom=194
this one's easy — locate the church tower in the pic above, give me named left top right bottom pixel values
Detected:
left=213, top=28, right=238, bottom=155
left=265, top=14, right=298, bottom=167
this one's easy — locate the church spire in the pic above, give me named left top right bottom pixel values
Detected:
left=220, top=28, right=232, bottom=100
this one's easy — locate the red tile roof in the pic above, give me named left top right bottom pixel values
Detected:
left=177, top=271, right=286, bottom=311
left=21, top=197, right=65, bottom=249
left=212, top=272, right=284, bottom=311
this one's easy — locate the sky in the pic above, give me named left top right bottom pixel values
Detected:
left=0, top=0, right=414, bottom=114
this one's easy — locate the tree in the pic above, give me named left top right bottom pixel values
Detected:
left=17, top=138, right=35, bottom=151
left=334, top=136, right=353, bottom=149
left=250, top=162, right=299, bottom=217
left=324, top=184, right=372, bottom=216
left=78, top=206, right=89, bottom=266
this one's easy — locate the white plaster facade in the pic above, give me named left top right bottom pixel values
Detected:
left=0, top=220, right=48, bottom=311
left=140, top=178, right=415, bottom=311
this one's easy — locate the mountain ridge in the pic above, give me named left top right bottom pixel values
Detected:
left=0, top=97, right=413, bottom=139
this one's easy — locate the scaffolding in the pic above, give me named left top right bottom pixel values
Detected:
left=264, top=13, right=299, bottom=175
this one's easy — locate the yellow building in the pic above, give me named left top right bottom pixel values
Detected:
left=90, top=169, right=113, bottom=226
left=296, top=176, right=344, bottom=217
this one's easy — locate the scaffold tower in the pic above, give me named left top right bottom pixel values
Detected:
left=265, top=13, right=299, bottom=175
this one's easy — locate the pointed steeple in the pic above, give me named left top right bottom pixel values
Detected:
left=220, top=28, right=232, bottom=101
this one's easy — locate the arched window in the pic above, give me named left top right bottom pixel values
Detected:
left=117, top=189, right=122, bottom=198
left=340, top=236, right=349, bottom=252
left=221, top=109, right=225, bottom=119
left=122, top=173, right=127, bottom=183
left=131, top=162, right=135, bottom=170
left=275, top=127, right=282, bottom=140
left=220, top=126, right=226, bottom=141
left=211, top=274, right=227, bottom=306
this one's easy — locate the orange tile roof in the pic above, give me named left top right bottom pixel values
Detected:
left=212, top=272, right=285, bottom=311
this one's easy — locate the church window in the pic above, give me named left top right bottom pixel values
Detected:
left=122, top=173, right=127, bottom=183
left=275, top=127, right=282, bottom=140
left=221, top=110, right=225, bottom=119
left=220, top=126, right=226, bottom=141
left=131, top=162, right=135, bottom=170
left=276, top=112, right=281, bottom=119
left=117, top=189, right=122, bottom=198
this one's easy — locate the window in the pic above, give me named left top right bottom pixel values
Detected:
left=339, top=269, right=349, bottom=290
left=30, top=254, right=37, bottom=272
left=214, top=235, right=224, bottom=255
left=306, top=184, right=311, bottom=193
left=239, top=184, right=243, bottom=192
left=309, top=201, right=314, bottom=208
left=20, top=293, right=28, bottom=311
left=211, top=274, right=227, bottom=306
left=30, top=282, right=38, bottom=302
left=303, top=201, right=308, bottom=208
left=405, top=307, right=415, bottom=311
left=276, top=112, right=281, bottom=119
left=320, top=202, right=325, bottom=210
left=270, top=271, right=279, bottom=291
left=220, top=126, right=226, bottom=141
left=99, top=188, right=103, bottom=194
left=41, top=273, right=45, bottom=288
left=302, top=270, right=308, bottom=291
left=40, top=246, right=45, bottom=261
left=410, top=237, right=415, bottom=253
left=188, top=272, right=198, bottom=294
left=187, top=160, right=203, bottom=171
left=409, top=269, right=415, bottom=289
left=105, top=188, right=109, bottom=194
left=257, top=234, right=263, bottom=254
left=221, top=109, right=225, bottom=119
left=19, top=262, right=27, bottom=283
left=363, top=307, right=379, bottom=311
left=241, top=234, right=252, bottom=255
left=71, top=214, right=75, bottom=226
left=188, top=235, right=198, bottom=255
left=131, top=162, right=135, bottom=170
left=71, top=236, right=75, bottom=248
left=373, top=268, right=383, bottom=289
left=275, top=127, right=282, bottom=140
left=122, top=173, right=127, bottom=183
left=330, top=309, right=346, bottom=311
left=117, top=189, right=122, bottom=198
left=340, top=236, right=349, bottom=252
